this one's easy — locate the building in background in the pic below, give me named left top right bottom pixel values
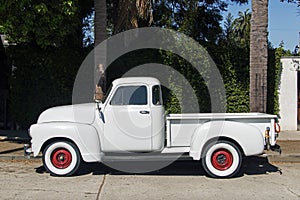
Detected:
left=279, top=57, right=300, bottom=131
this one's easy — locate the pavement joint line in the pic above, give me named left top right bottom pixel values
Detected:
left=96, top=174, right=106, bottom=200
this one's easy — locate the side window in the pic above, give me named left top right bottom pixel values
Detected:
left=111, top=86, right=148, bottom=105
left=152, top=85, right=161, bottom=105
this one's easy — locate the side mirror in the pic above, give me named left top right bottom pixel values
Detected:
left=94, top=99, right=102, bottom=104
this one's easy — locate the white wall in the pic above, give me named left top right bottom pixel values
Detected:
left=279, top=57, right=299, bottom=130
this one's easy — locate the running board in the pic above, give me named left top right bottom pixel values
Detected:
left=161, top=147, right=190, bottom=153
left=101, top=153, right=192, bottom=162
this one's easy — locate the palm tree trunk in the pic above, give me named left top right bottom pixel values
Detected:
left=250, top=0, right=269, bottom=112
left=94, top=0, right=107, bottom=46
left=94, top=0, right=107, bottom=99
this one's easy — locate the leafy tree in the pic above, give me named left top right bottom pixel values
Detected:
left=153, top=1, right=249, bottom=113
left=280, top=0, right=300, bottom=4
left=233, top=9, right=251, bottom=46
left=214, top=10, right=251, bottom=113
left=0, top=0, right=85, bottom=48
left=267, top=42, right=292, bottom=115
left=0, top=0, right=93, bottom=129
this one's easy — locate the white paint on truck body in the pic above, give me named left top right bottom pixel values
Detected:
left=29, top=77, right=280, bottom=173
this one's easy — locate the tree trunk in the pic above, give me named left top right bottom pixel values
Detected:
left=94, top=0, right=107, bottom=46
left=94, top=0, right=107, bottom=99
left=250, top=0, right=269, bottom=112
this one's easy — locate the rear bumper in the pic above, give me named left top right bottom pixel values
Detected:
left=270, top=144, right=281, bottom=154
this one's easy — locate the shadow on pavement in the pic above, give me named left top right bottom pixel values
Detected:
left=239, top=156, right=282, bottom=176
left=35, top=156, right=281, bottom=178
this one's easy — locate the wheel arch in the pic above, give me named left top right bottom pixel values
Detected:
left=41, top=137, right=79, bottom=154
left=201, top=136, right=245, bottom=158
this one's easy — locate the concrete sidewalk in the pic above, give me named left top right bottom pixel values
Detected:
left=0, top=130, right=300, bottom=162
left=278, top=130, right=300, bottom=141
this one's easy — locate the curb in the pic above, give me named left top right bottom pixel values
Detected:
left=267, top=154, right=300, bottom=163
left=0, top=155, right=42, bottom=161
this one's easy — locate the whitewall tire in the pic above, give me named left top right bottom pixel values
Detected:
left=201, top=140, right=242, bottom=178
left=43, top=141, right=81, bottom=176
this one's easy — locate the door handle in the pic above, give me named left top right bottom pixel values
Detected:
left=140, top=110, right=150, bottom=114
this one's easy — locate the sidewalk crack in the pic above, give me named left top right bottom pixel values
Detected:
left=96, top=174, right=106, bottom=200
left=287, top=187, right=300, bottom=198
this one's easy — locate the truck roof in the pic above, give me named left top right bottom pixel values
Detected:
left=112, top=77, right=161, bottom=86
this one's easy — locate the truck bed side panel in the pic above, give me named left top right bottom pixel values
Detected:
left=188, top=120, right=265, bottom=160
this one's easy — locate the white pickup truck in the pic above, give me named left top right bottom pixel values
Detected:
left=28, top=77, right=281, bottom=178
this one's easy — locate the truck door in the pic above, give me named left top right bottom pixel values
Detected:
left=102, top=84, right=152, bottom=152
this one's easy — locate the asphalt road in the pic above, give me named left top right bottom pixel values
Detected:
left=0, top=157, right=299, bottom=200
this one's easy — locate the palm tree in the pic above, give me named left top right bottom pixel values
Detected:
left=250, top=0, right=269, bottom=112
left=94, top=0, right=107, bottom=99
left=94, top=0, right=107, bottom=46
left=233, top=9, right=251, bottom=43
left=114, top=0, right=154, bottom=33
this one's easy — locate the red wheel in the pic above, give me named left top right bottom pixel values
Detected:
left=202, top=140, right=242, bottom=178
left=211, top=149, right=233, bottom=171
left=51, top=148, right=72, bottom=169
left=43, top=141, right=81, bottom=176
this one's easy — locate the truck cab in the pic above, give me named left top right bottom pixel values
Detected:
left=95, top=77, right=165, bottom=152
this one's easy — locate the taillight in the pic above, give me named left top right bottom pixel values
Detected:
left=274, top=122, right=280, bottom=133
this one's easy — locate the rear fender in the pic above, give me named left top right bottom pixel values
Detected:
left=29, top=122, right=102, bottom=162
left=189, top=121, right=264, bottom=160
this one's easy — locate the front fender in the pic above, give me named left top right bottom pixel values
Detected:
left=29, top=122, right=102, bottom=162
left=189, top=120, right=264, bottom=160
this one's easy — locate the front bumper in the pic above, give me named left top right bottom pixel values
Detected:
left=24, top=144, right=32, bottom=158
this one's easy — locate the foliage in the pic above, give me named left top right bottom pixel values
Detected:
left=2, top=0, right=274, bottom=128
left=280, top=0, right=300, bottom=4
left=207, top=10, right=251, bottom=113
left=151, top=1, right=249, bottom=113
left=0, top=0, right=93, bottom=129
left=267, top=42, right=292, bottom=115
left=220, top=53, right=250, bottom=112
left=1, top=0, right=73, bottom=47
left=160, top=50, right=212, bottom=114
left=8, top=45, right=87, bottom=128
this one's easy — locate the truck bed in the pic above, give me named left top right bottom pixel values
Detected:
left=166, top=113, right=277, bottom=147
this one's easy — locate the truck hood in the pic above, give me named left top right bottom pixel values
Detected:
left=37, top=103, right=96, bottom=124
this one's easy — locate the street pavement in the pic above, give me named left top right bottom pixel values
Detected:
left=0, top=157, right=299, bottom=199
left=1, top=130, right=300, bottom=199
